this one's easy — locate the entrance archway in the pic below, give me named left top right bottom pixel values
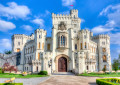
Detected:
left=58, top=57, right=67, bottom=72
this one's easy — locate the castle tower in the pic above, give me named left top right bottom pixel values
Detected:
left=93, top=35, right=112, bottom=72
left=34, top=29, right=46, bottom=60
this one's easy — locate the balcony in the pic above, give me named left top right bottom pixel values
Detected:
left=28, top=60, right=41, bottom=65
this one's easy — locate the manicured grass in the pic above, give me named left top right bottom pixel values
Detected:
left=0, top=73, right=48, bottom=78
left=79, top=72, right=120, bottom=77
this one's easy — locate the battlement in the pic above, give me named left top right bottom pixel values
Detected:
left=35, top=29, right=46, bottom=33
left=79, top=29, right=91, bottom=33
left=52, top=13, right=71, bottom=18
left=70, top=9, right=78, bottom=14
left=93, top=34, right=110, bottom=39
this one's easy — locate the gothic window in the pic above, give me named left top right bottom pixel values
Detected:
left=38, top=42, right=40, bottom=49
left=47, top=44, right=50, bottom=51
left=84, top=35, right=87, bottom=39
left=75, top=44, right=77, bottom=50
left=18, top=42, right=20, bottom=46
left=39, top=35, right=41, bottom=38
left=102, top=42, right=105, bottom=45
left=85, top=42, right=86, bottom=48
left=104, top=65, right=106, bottom=69
left=81, top=43, right=82, bottom=49
left=42, top=43, right=44, bottom=49
left=38, top=53, right=40, bottom=60
left=58, top=36, right=60, bottom=46
left=36, top=66, right=38, bottom=72
left=103, top=55, right=107, bottom=62
left=102, top=48, right=106, bottom=52
left=87, top=66, right=88, bottom=70
left=63, top=36, right=65, bottom=46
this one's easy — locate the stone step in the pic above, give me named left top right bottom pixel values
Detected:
left=52, top=72, right=75, bottom=75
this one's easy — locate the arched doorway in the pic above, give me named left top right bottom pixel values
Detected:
left=58, top=57, right=67, bottom=72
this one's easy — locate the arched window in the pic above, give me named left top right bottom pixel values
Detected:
left=63, top=36, right=65, bottom=46
left=85, top=42, right=86, bottom=48
left=103, top=55, right=107, bottom=62
left=58, top=35, right=66, bottom=47
left=75, top=44, right=77, bottom=50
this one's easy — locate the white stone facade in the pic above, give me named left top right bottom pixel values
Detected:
left=12, top=9, right=112, bottom=74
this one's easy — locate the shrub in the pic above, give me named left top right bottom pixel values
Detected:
left=38, top=71, right=48, bottom=75
left=0, top=83, right=23, bottom=85
left=96, top=78, right=120, bottom=85
left=0, top=68, right=3, bottom=73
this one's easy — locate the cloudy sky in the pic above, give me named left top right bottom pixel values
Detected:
left=0, top=0, right=120, bottom=62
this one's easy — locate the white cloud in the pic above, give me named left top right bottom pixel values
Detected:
left=21, top=25, right=32, bottom=31
left=81, top=19, right=85, bottom=23
left=108, top=32, right=120, bottom=45
left=0, top=39, right=11, bottom=51
left=35, top=10, right=50, bottom=18
left=99, top=4, right=120, bottom=27
left=62, top=0, right=75, bottom=7
left=0, top=2, right=30, bottom=19
left=31, top=18, right=44, bottom=27
left=92, top=25, right=113, bottom=34
left=0, top=19, right=16, bottom=32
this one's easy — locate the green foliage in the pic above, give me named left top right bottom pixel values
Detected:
left=38, top=71, right=48, bottom=75
left=0, top=68, right=3, bottom=73
left=112, top=59, right=119, bottom=72
left=0, top=83, right=23, bottom=85
left=96, top=78, right=120, bottom=85
left=4, top=50, right=12, bottom=54
left=102, top=67, right=106, bottom=72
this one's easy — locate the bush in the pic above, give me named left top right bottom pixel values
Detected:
left=96, top=78, right=120, bottom=85
left=0, top=83, right=23, bottom=85
left=0, top=68, right=3, bottom=73
left=38, top=71, right=48, bottom=75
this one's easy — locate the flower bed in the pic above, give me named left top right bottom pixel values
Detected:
left=0, top=83, right=23, bottom=85
left=96, top=78, right=120, bottom=85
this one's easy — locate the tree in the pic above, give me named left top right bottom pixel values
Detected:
left=112, top=59, right=119, bottom=72
left=102, top=67, right=106, bottom=73
left=4, top=50, right=12, bottom=54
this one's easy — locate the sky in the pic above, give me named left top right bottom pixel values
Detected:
left=0, top=0, right=120, bottom=62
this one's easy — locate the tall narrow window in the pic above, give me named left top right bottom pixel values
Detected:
left=103, top=55, right=107, bottom=62
left=104, top=65, right=106, bottom=69
left=38, top=42, right=40, bottom=49
left=75, top=44, right=77, bottom=50
left=85, top=42, right=86, bottom=48
left=42, top=43, right=44, bottom=49
left=36, top=66, right=38, bottom=72
left=39, top=35, right=41, bottom=38
left=47, top=44, right=50, bottom=50
left=58, top=36, right=60, bottom=46
left=87, top=66, right=88, bottom=70
left=63, top=36, right=65, bottom=46
left=18, top=42, right=20, bottom=46
left=81, top=43, right=82, bottom=49
left=38, top=53, right=40, bottom=60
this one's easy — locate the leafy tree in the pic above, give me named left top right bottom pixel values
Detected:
left=102, top=67, right=106, bottom=73
left=112, top=59, right=119, bottom=72
left=4, top=50, right=12, bottom=54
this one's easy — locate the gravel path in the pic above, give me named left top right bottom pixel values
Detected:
left=0, top=77, right=50, bottom=85
left=39, top=75, right=99, bottom=85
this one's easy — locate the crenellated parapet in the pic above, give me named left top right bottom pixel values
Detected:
left=92, top=34, right=110, bottom=40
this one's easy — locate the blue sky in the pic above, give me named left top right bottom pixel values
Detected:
left=0, top=0, right=120, bottom=62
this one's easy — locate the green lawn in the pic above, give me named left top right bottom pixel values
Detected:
left=79, top=72, right=120, bottom=77
left=0, top=73, right=48, bottom=78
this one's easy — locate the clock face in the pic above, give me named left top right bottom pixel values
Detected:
left=103, top=48, right=106, bottom=52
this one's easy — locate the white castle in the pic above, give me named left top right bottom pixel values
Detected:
left=12, top=9, right=112, bottom=74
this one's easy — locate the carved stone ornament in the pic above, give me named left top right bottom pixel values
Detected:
left=58, top=22, right=66, bottom=30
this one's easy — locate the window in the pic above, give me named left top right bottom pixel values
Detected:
left=58, top=35, right=66, bottom=47
left=103, top=55, right=107, bottom=62
left=18, top=42, right=20, bottom=45
left=81, top=43, right=82, bottom=49
left=39, top=35, right=41, bottom=38
left=38, top=53, right=40, bottom=60
left=84, top=35, right=87, bottom=39
left=47, top=44, right=50, bottom=50
left=38, top=42, right=40, bottom=49
left=42, top=43, right=44, bottom=49
left=102, top=42, right=105, bottom=45
left=85, top=42, right=86, bottom=48
left=104, top=65, right=106, bottom=69
left=75, top=44, right=77, bottom=50
left=17, top=48, right=20, bottom=52
left=102, top=48, right=106, bottom=52
left=36, top=66, right=38, bottom=72
left=87, top=66, right=88, bottom=70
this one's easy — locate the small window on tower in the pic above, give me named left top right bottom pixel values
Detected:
left=39, top=35, right=41, bottom=38
left=18, top=42, right=20, bottom=45
left=75, top=44, right=77, bottom=50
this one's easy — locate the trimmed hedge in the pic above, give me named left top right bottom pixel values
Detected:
left=0, top=83, right=23, bottom=85
left=96, top=78, right=120, bottom=85
left=38, top=71, right=48, bottom=75
left=0, top=68, right=3, bottom=73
